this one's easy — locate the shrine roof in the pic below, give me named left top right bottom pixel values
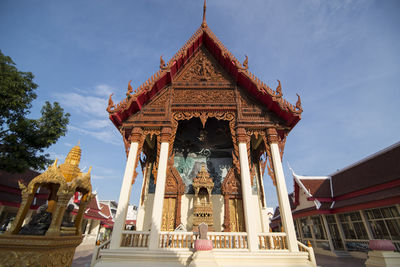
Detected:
left=107, top=21, right=303, bottom=129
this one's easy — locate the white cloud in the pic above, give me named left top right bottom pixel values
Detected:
left=94, top=84, right=114, bottom=97
left=54, top=84, right=117, bottom=118
left=83, top=119, right=112, bottom=130
left=69, top=125, right=122, bottom=146
left=55, top=92, right=108, bottom=118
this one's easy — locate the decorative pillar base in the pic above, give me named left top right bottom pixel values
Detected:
left=365, top=251, right=400, bottom=267
left=0, top=234, right=83, bottom=267
left=189, top=251, right=219, bottom=267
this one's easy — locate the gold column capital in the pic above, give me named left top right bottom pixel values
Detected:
left=267, top=127, right=279, bottom=144
left=130, top=127, right=143, bottom=143
left=160, top=127, right=172, bottom=142
left=236, top=127, right=248, bottom=143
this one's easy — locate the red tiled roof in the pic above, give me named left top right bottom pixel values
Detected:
left=85, top=209, right=109, bottom=221
left=108, top=23, right=302, bottom=130
left=300, top=179, right=332, bottom=198
left=333, top=187, right=400, bottom=209
left=87, top=196, right=101, bottom=211
left=100, top=203, right=112, bottom=218
left=332, top=142, right=400, bottom=197
left=285, top=142, right=400, bottom=219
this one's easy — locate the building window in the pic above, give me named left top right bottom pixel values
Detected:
left=366, top=206, right=400, bottom=240
left=339, top=212, right=368, bottom=240
left=311, top=216, right=326, bottom=239
left=300, top=218, right=312, bottom=238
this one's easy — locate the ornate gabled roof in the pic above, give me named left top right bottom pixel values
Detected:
left=107, top=8, right=303, bottom=129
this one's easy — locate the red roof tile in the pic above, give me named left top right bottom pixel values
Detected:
left=300, top=179, right=332, bottom=198
left=332, top=143, right=400, bottom=197
left=108, top=24, right=302, bottom=130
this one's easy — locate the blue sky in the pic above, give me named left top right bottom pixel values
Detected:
left=1, top=0, right=399, bottom=208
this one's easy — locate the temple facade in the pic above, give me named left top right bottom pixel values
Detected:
left=93, top=3, right=315, bottom=266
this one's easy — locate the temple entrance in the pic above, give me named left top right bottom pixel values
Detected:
left=161, top=197, right=176, bottom=231
left=229, top=199, right=245, bottom=232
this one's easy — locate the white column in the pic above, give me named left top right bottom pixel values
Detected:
left=149, top=130, right=170, bottom=250
left=237, top=134, right=258, bottom=251
left=110, top=141, right=140, bottom=249
left=270, top=140, right=299, bottom=252
left=321, top=214, right=335, bottom=252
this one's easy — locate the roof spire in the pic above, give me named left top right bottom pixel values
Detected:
left=201, top=0, right=207, bottom=28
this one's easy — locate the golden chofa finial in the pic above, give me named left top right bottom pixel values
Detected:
left=201, top=0, right=207, bottom=28
left=59, top=143, right=82, bottom=182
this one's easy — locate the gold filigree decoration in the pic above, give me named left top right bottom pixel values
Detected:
left=192, top=164, right=214, bottom=230
left=173, top=89, right=235, bottom=105
left=152, top=135, right=161, bottom=184
left=176, top=47, right=230, bottom=83
left=7, top=144, right=93, bottom=236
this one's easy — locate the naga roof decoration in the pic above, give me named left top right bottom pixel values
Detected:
left=107, top=7, right=303, bottom=129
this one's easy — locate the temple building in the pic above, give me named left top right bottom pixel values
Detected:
left=93, top=2, right=316, bottom=266
left=271, top=142, right=400, bottom=259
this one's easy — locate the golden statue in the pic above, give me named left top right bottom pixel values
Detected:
left=0, top=143, right=93, bottom=267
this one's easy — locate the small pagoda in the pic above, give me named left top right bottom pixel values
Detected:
left=0, top=144, right=93, bottom=267
left=192, top=164, right=214, bottom=231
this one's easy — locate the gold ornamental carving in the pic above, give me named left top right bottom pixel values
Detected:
left=8, top=144, right=93, bottom=237
left=173, top=89, right=235, bottom=104
left=176, top=47, right=230, bottom=83
left=0, top=235, right=81, bottom=267
left=1, top=144, right=93, bottom=267
left=192, top=164, right=214, bottom=231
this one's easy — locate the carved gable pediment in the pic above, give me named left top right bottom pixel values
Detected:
left=175, top=46, right=232, bottom=84
left=146, top=87, right=170, bottom=109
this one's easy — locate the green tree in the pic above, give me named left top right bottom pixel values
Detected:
left=0, top=50, right=70, bottom=172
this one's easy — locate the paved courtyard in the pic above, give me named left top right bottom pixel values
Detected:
left=73, top=244, right=367, bottom=267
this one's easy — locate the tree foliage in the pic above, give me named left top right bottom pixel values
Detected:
left=0, top=50, right=70, bottom=172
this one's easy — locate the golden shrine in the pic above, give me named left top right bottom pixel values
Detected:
left=93, top=1, right=316, bottom=266
left=192, top=164, right=214, bottom=232
left=0, top=144, right=93, bottom=267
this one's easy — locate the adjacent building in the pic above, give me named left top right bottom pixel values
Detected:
left=271, top=142, right=400, bottom=258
